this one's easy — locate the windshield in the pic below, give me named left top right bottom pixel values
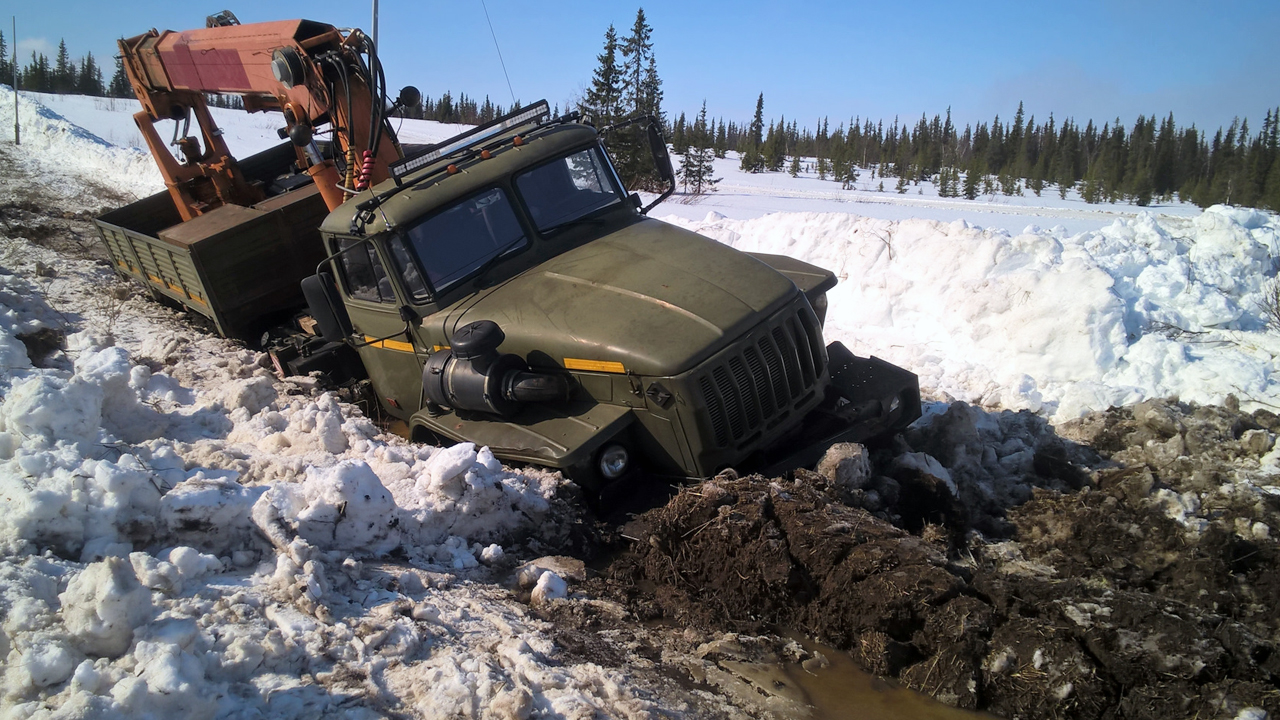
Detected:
left=390, top=187, right=528, bottom=300
left=515, top=147, right=625, bottom=233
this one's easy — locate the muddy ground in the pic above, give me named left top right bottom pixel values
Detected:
left=578, top=400, right=1280, bottom=719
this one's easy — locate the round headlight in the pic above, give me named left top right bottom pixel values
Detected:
left=811, top=293, right=829, bottom=326
left=598, top=444, right=630, bottom=480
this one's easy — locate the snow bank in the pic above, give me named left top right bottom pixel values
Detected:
left=668, top=206, right=1280, bottom=421
left=0, top=86, right=163, bottom=208
left=0, top=241, right=593, bottom=716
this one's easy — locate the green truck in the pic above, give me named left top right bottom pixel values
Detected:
left=96, top=100, right=920, bottom=489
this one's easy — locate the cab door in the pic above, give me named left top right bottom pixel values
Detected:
left=331, top=237, right=425, bottom=419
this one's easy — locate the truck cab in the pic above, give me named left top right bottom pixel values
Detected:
left=307, top=103, right=921, bottom=485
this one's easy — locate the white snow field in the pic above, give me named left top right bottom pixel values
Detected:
left=1, top=88, right=1280, bottom=718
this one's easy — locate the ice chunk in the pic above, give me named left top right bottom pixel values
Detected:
left=20, top=641, right=76, bottom=688
left=59, top=557, right=153, bottom=658
left=0, top=326, right=31, bottom=371
left=166, top=546, right=223, bottom=581
left=891, top=452, right=957, bottom=495
left=291, top=461, right=401, bottom=555
left=1, top=375, right=102, bottom=445
left=481, top=544, right=505, bottom=564
left=130, top=552, right=182, bottom=594
left=531, top=571, right=568, bottom=605
left=215, top=375, right=278, bottom=415
left=422, top=442, right=479, bottom=498
left=160, top=475, right=267, bottom=555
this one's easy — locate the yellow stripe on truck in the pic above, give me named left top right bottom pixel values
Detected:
left=564, top=358, right=626, bottom=374
left=364, top=336, right=416, bottom=352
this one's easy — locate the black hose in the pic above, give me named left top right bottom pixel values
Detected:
left=362, top=34, right=388, bottom=156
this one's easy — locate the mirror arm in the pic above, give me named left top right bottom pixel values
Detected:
left=642, top=182, right=675, bottom=215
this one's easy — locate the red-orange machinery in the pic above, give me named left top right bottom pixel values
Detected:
left=118, top=13, right=414, bottom=219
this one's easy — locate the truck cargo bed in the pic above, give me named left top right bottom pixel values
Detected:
left=94, top=142, right=328, bottom=340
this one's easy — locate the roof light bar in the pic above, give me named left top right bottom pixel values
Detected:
left=390, top=100, right=550, bottom=181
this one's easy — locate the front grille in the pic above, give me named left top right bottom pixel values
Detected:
left=698, top=303, right=826, bottom=448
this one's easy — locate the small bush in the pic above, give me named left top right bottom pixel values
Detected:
left=1259, top=278, right=1280, bottom=332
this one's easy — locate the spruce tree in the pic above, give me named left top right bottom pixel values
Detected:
left=54, top=40, right=72, bottom=93
left=621, top=9, right=653, bottom=115
left=641, top=55, right=663, bottom=120
left=963, top=163, right=979, bottom=200
left=77, top=53, right=104, bottom=96
left=837, top=158, right=859, bottom=189
left=609, top=9, right=664, bottom=190
left=671, top=112, right=688, bottom=155
left=0, top=31, right=8, bottom=86
left=108, top=54, right=131, bottom=98
left=739, top=93, right=765, bottom=172
left=677, top=101, right=719, bottom=195
left=24, top=52, right=53, bottom=92
left=764, top=117, right=787, bottom=171
left=789, top=154, right=800, bottom=178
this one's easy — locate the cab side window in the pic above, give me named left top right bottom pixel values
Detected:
left=336, top=238, right=395, bottom=304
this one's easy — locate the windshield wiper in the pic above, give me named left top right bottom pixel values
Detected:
left=470, top=241, right=526, bottom=287
left=540, top=215, right=609, bottom=236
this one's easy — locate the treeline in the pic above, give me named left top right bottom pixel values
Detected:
left=0, top=33, right=115, bottom=97
left=699, top=94, right=1280, bottom=211
left=393, top=91, right=520, bottom=125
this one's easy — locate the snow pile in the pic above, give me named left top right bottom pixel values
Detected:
left=0, top=86, right=163, bottom=208
left=669, top=206, right=1280, bottom=422
left=0, top=239, right=613, bottom=716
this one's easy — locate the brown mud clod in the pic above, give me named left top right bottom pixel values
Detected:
left=598, top=400, right=1280, bottom=719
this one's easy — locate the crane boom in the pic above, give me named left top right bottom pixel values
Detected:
left=119, top=16, right=408, bottom=219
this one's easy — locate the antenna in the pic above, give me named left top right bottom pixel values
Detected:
left=479, top=0, right=516, bottom=106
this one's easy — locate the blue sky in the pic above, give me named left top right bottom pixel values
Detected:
left=8, top=0, right=1279, bottom=135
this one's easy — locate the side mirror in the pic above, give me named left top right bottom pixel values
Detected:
left=301, top=272, right=353, bottom=343
left=641, top=119, right=676, bottom=214
left=646, top=121, right=675, bottom=184
left=389, top=85, right=421, bottom=115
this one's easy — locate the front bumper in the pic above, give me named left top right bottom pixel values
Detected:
left=754, top=342, right=921, bottom=477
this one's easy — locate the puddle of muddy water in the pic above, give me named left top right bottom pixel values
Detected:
left=775, top=635, right=999, bottom=720
left=383, top=418, right=411, bottom=440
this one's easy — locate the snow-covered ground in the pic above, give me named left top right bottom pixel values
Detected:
left=2, top=87, right=1280, bottom=718
left=659, top=153, right=1203, bottom=236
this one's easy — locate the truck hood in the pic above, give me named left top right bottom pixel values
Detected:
left=454, top=217, right=797, bottom=377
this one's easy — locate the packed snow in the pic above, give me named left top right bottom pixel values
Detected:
left=1, top=85, right=1280, bottom=718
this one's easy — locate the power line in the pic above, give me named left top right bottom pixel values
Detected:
left=478, top=0, right=516, bottom=107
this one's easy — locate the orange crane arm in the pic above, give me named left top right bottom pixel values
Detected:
left=120, top=17, right=406, bottom=218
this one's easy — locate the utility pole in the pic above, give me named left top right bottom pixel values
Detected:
left=11, top=16, right=17, bottom=146
left=372, top=0, right=379, bottom=49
